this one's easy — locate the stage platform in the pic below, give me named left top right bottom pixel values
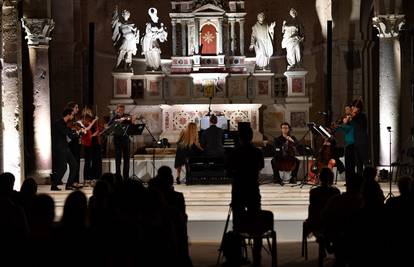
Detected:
left=38, top=179, right=399, bottom=243
left=66, top=156, right=346, bottom=184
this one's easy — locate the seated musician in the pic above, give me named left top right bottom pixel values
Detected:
left=200, top=114, right=225, bottom=159
left=271, top=122, right=300, bottom=185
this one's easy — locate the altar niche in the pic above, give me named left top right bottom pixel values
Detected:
left=170, top=2, right=247, bottom=74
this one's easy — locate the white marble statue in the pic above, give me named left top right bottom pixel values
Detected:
left=249, top=13, right=276, bottom=70
left=141, top=7, right=168, bottom=71
left=111, top=7, right=140, bottom=70
left=281, top=8, right=304, bottom=70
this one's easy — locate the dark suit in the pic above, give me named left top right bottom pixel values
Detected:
left=51, top=118, right=79, bottom=187
left=351, top=112, right=369, bottom=175
left=108, top=114, right=131, bottom=179
left=201, top=124, right=225, bottom=158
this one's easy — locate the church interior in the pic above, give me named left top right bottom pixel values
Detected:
left=1, top=0, right=414, bottom=266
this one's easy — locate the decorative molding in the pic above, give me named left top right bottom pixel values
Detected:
left=372, top=14, right=405, bottom=38
left=21, top=18, right=55, bottom=45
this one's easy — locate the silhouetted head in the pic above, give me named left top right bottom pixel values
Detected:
left=397, top=176, right=412, bottom=196
left=210, top=114, right=218, bottom=125
left=62, top=190, right=87, bottom=227
left=0, top=172, right=15, bottom=197
left=31, top=194, right=55, bottom=225
left=363, top=166, right=377, bottom=181
left=239, top=126, right=253, bottom=144
left=319, top=168, right=334, bottom=186
left=20, top=178, right=38, bottom=196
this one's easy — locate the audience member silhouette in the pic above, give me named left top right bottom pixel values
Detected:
left=28, top=194, right=55, bottom=266
left=385, top=176, right=414, bottom=267
left=227, top=125, right=269, bottom=267
left=320, top=173, right=363, bottom=267
left=148, top=166, right=193, bottom=267
left=0, top=172, right=29, bottom=265
left=306, top=167, right=340, bottom=239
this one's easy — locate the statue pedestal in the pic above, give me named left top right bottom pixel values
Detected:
left=250, top=72, right=274, bottom=101
left=111, top=72, right=135, bottom=104
left=284, top=70, right=308, bottom=97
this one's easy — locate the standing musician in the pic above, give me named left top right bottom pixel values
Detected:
left=271, top=122, right=300, bottom=185
left=107, top=104, right=135, bottom=179
left=80, top=106, right=101, bottom=185
left=65, top=101, right=81, bottom=185
left=350, top=99, right=369, bottom=176
left=333, top=112, right=355, bottom=183
left=51, top=108, right=83, bottom=191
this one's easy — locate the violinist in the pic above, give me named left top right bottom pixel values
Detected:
left=350, top=99, right=369, bottom=177
left=50, top=108, right=82, bottom=191
left=333, top=113, right=355, bottom=183
left=65, top=101, right=82, bottom=187
left=80, top=106, right=101, bottom=185
left=107, top=104, right=133, bottom=179
left=271, top=122, right=300, bottom=185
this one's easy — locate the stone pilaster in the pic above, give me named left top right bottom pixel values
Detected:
left=239, top=19, right=244, bottom=56
left=181, top=21, right=186, bottom=56
left=194, top=19, right=199, bottom=54
left=230, top=20, right=235, bottom=55
left=1, top=0, right=24, bottom=188
left=22, top=18, right=55, bottom=183
left=171, top=20, right=177, bottom=56
left=372, top=14, right=405, bottom=167
left=217, top=18, right=223, bottom=54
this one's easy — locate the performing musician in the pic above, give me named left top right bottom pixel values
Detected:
left=200, top=114, right=225, bottom=158
left=51, top=108, right=83, bottom=191
left=65, top=101, right=81, bottom=185
left=80, top=106, right=101, bottom=185
left=271, top=122, right=300, bottom=185
left=350, top=99, right=369, bottom=176
left=107, top=104, right=134, bottom=179
left=332, top=112, right=355, bottom=183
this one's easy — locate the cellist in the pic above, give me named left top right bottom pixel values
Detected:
left=271, top=122, right=300, bottom=185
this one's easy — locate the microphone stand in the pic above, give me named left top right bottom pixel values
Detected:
left=385, top=127, right=394, bottom=199
left=207, top=96, right=212, bottom=116
left=138, top=116, right=159, bottom=179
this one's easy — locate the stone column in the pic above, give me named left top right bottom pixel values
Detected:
left=194, top=18, right=199, bottom=54
left=230, top=20, right=235, bottom=55
left=171, top=20, right=177, bottom=56
left=22, top=18, right=55, bottom=182
left=1, top=0, right=24, bottom=188
left=217, top=18, right=223, bottom=54
left=239, top=19, right=245, bottom=56
left=372, top=14, right=405, bottom=167
left=181, top=21, right=187, bottom=56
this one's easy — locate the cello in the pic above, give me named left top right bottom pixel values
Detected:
left=308, top=133, right=335, bottom=184
left=274, top=136, right=298, bottom=173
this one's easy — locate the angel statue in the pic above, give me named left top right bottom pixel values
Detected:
left=111, top=7, right=140, bottom=70
left=141, top=7, right=168, bottom=71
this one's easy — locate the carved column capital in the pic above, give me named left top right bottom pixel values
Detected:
left=372, top=14, right=405, bottom=38
left=21, top=18, right=55, bottom=45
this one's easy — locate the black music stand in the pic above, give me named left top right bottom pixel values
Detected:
left=100, top=122, right=121, bottom=174
left=292, top=123, right=318, bottom=188
left=127, top=123, right=145, bottom=179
